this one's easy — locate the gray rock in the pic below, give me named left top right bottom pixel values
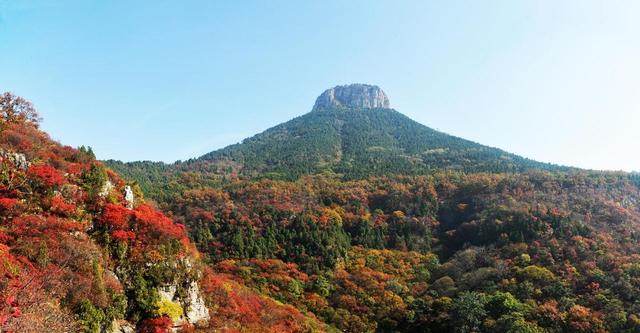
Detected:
left=157, top=281, right=210, bottom=328
left=99, top=180, right=114, bottom=198
left=158, top=284, right=177, bottom=301
left=123, top=185, right=134, bottom=209
left=108, top=320, right=134, bottom=333
left=313, top=84, right=390, bottom=110
left=184, top=281, right=210, bottom=326
left=0, top=149, right=29, bottom=169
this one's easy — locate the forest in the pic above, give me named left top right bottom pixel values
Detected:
left=3, top=92, right=640, bottom=332
left=156, top=171, right=640, bottom=332
left=0, top=93, right=328, bottom=333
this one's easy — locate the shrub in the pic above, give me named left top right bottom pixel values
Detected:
left=155, top=298, right=183, bottom=321
left=75, top=299, right=106, bottom=333
left=0, top=197, right=18, bottom=210
left=139, top=316, right=173, bottom=333
left=519, top=265, right=555, bottom=282
left=27, top=164, right=65, bottom=187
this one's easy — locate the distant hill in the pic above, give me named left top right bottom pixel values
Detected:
left=199, top=104, right=564, bottom=179
left=104, top=85, right=640, bottom=333
left=107, top=84, right=567, bottom=200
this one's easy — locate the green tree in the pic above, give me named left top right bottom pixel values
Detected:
left=75, top=299, right=106, bottom=333
left=452, top=291, right=487, bottom=333
left=313, top=275, right=331, bottom=297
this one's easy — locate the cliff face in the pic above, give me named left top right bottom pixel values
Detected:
left=313, top=84, right=390, bottom=110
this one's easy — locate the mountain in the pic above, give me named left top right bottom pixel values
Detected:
left=5, top=87, right=636, bottom=333
left=103, top=85, right=640, bottom=332
left=107, top=84, right=567, bottom=201
left=194, top=84, right=567, bottom=178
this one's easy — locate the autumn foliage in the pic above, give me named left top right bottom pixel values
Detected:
left=27, top=164, right=65, bottom=187
left=6, top=92, right=640, bottom=332
left=139, top=316, right=173, bottom=333
left=0, top=95, right=208, bottom=332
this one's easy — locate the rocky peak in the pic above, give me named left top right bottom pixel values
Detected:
left=313, top=84, right=390, bottom=110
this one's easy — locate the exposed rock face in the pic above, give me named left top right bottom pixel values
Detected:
left=313, top=84, right=390, bottom=110
left=123, top=185, right=134, bottom=209
left=158, top=284, right=177, bottom=301
left=99, top=180, right=114, bottom=198
left=157, top=281, right=210, bottom=328
left=108, top=320, right=134, bottom=333
left=184, top=282, right=210, bottom=325
left=0, top=149, right=29, bottom=169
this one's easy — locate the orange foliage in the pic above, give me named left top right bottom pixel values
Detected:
left=200, top=268, right=324, bottom=333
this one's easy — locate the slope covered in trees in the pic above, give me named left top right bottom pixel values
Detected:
left=108, top=107, right=568, bottom=201
left=0, top=93, right=328, bottom=333
left=104, top=85, right=640, bottom=332
left=8, top=86, right=640, bottom=332
left=199, top=107, right=568, bottom=178
left=107, top=85, right=570, bottom=202
left=156, top=172, right=640, bottom=332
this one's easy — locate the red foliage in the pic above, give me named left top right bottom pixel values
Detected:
left=132, top=204, right=187, bottom=243
left=0, top=110, right=208, bottom=331
left=50, top=196, right=76, bottom=216
left=0, top=198, right=18, bottom=210
left=11, top=215, right=83, bottom=237
left=0, top=230, right=11, bottom=244
left=139, top=316, right=173, bottom=333
left=27, top=164, right=65, bottom=187
left=106, top=169, right=126, bottom=188
left=0, top=244, right=22, bottom=328
left=99, top=204, right=131, bottom=230
left=65, top=162, right=87, bottom=176
left=1, top=127, right=33, bottom=152
left=200, top=267, right=313, bottom=332
left=111, top=230, right=136, bottom=242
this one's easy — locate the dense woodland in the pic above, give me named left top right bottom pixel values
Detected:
left=0, top=93, right=328, bottom=333
left=109, top=104, right=640, bottom=332
left=151, top=172, right=640, bottom=333
left=3, top=92, right=640, bottom=332
left=107, top=107, right=568, bottom=202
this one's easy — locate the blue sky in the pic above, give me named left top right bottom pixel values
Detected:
left=1, top=1, right=638, bottom=171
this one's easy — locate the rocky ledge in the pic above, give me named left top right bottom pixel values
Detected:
left=313, top=84, right=390, bottom=110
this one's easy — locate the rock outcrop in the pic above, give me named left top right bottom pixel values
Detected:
left=99, top=180, right=114, bottom=198
left=183, top=282, right=210, bottom=325
left=0, top=149, right=29, bottom=169
left=108, top=320, right=134, bottom=333
left=123, top=185, right=134, bottom=209
left=157, top=281, right=210, bottom=328
left=313, top=84, right=390, bottom=110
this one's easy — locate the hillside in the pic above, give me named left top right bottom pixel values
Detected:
left=201, top=107, right=564, bottom=179
left=205, top=84, right=567, bottom=178
left=108, top=84, right=567, bottom=202
left=104, top=85, right=640, bottom=332
left=0, top=93, right=329, bottom=333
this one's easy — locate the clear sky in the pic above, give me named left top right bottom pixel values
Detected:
left=1, top=1, right=638, bottom=171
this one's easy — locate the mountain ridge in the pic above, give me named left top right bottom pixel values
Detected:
left=6, top=89, right=640, bottom=332
left=106, top=84, right=573, bottom=202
